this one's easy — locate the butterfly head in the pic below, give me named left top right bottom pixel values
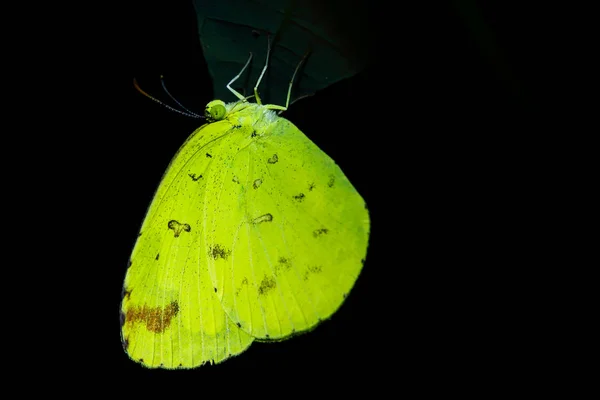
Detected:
left=205, top=100, right=227, bottom=122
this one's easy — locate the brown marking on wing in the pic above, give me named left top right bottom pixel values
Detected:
left=124, top=301, right=180, bottom=333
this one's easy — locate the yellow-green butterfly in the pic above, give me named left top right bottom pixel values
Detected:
left=121, top=42, right=370, bottom=369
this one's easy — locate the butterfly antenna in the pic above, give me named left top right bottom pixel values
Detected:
left=160, top=75, right=202, bottom=117
left=133, top=78, right=204, bottom=119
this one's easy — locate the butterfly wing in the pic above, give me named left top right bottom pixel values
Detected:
left=204, top=113, right=370, bottom=340
left=120, top=121, right=254, bottom=368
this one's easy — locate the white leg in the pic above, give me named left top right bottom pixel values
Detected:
left=227, top=52, right=253, bottom=101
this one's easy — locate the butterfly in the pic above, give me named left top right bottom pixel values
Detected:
left=121, top=39, right=370, bottom=368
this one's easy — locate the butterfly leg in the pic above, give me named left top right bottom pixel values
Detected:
left=227, top=52, right=253, bottom=101
left=267, top=50, right=309, bottom=113
left=253, top=35, right=274, bottom=106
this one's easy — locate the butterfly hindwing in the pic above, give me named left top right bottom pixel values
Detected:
left=205, top=110, right=370, bottom=340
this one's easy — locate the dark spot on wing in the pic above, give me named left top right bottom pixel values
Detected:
left=124, top=301, right=180, bottom=334
left=313, top=228, right=329, bottom=238
left=214, top=287, right=217, bottom=293
left=127, top=259, right=133, bottom=269
left=275, top=257, right=292, bottom=274
left=253, top=179, right=262, bottom=189
left=235, top=277, right=249, bottom=296
left=237, top=322, right=242, bottom=328
left=206, top=153, right=212, bottom=158
left=209, top=244, right=231, bottom=260
left=122, top=288, right=131, bottom=300
left=278, top=257, right=290, bottom=267
left=267, top=154, right=278, bottom=164
left=361, top=258, right=365, bottom=264
left=265, top=334, right=270, bottom=339
left=328, top=175, right=335, bottom=187
left=234, top=124, right=242, bottom=129
left=252, top=213, right=273, bottom=224
left=119, top=309, right=126, bottom=327
left=155, top=253, right=159, bottom=260
left=343, top=293, right=348, bottom=299
left=168, top=220, right=191, bottom=237
left=308, top=182, right=316, bottom=191
left=251, top=130, right=257, bottom=137
left=137, top=232, right=142, bottom=237
left=258, top=275, right=276, bottom=295
left=303, top=265, right=323, bottom=281
left=293, top=193, right=305, bottom=202
left=189, top=173, right=203, bottom=181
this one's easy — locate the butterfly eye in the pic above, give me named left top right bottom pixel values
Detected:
left=205, top=100, right=227, bottom=122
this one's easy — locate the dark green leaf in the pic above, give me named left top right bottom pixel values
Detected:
left=193, top=0, right=370, bottom=104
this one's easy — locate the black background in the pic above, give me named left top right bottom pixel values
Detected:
left=106, top=0, right=533, bottom=385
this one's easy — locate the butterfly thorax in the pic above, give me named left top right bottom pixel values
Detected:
left=205, top=99, right=281, bottom=133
